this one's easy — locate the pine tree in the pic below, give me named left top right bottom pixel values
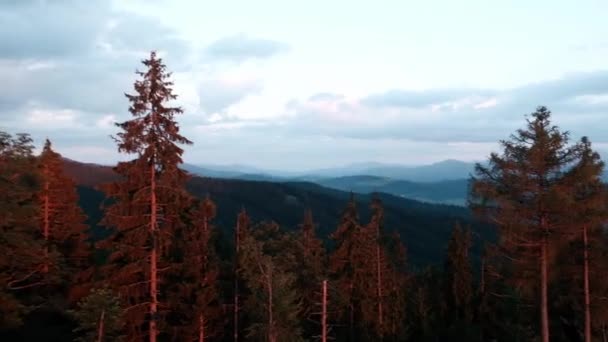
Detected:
left=294, top=209, right=325, bottom=332
left=179, top=197, right=221, bottom=341
left=98, top=51, right=192, bottom=341
left=383, top=231, right=408, bottom=340
left=329, top=194, right=361, bottom=340
left=562, top=137, right=607, bottom=341
left=442, top=222, right=473, bottom=335
left=71, top=288, right=124, bottom=342
left=470, top=106, right=584, bottom=342
left=233, top=208, right=250, bottom=342
left=356, top=197, right=407, bottom=340
left=238, top=221, right=304, bottom=342
left=408, top=266, right=443, bottom=341
left=0, top=131, right=43, bottom=328
left=36, top=139, right=89, bottom=303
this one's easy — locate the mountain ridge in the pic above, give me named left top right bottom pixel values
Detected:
left=63, top=158, right=491, bottom=266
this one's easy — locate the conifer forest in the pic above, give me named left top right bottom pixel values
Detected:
left=1, top=52, right=608, bottom=342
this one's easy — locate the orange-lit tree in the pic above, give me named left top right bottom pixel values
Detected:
left=470, top=106, right=584, bottom=342
left=173, top=197, right=221, bottom=341
left=295, top=209, right=325, bottom=327
left=37, top=139, right=89, bottom=303
left=562, top=137, right=607, bottom=342
left=329, top=195, right=361, bottom=340
left=98, top=51, right=192, bottom=342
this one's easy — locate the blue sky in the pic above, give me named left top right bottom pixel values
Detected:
left=1, top=0, right=607, bottom=170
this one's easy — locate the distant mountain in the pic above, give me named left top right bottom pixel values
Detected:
left=183, top=159, right=480, bottom=183
left=179, top=160, right=479, bottom=205
left=181, top=163, right=288, bottom=181
left=317, top=175, right=469, bottom=206
left=364, top=159, right=478, bottom=182
left=64, top=159, right=492, bottom=267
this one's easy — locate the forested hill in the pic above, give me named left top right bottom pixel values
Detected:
left=67, top=159, right=492, bottom=267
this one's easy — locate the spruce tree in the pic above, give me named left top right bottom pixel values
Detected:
left=37, top=139, right=89, bottom=304
left=442, top=222, right=473, bottom=336
left=329, top=194, right=361, bottom=340
left=562, top=137, right=607, bottom=341
left=233, top=208, right=250, bottom=342
left=470, top=106, right=584, bottom=342
left=178, top=197, right=221, bottom=341
left=357, top=198, right=407, bottom=339
left=238, top=221, right=304, bottom=342
left=71, top=288, right=124, bottom=342
left=98, top=51, right=192, bottom=341
left=295, top=209, right=325, bottom=331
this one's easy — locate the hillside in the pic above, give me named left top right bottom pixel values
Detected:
left=65, top=160, right=492, bottom=267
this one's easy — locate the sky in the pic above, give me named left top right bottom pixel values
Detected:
left=1, top=0, right=608, bottom=171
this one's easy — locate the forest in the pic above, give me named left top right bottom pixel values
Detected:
left=1, top=51, right=607, bottom=342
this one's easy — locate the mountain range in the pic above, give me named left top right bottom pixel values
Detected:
left=181, top=159, right=608, bottom=206
left=62, top=159, right=492, bottom=267
left=182, top=159, right=479, bottom=182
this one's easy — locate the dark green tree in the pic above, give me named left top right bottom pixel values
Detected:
left=0, top=131, right=42, bottom=328
left=71, top=288, right=124, bottom=342
left=239, top=221, right=304, bottom=342
left=442, top=222, right=474, bottom=337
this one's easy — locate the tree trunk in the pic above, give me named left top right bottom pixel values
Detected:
left=540, top=236, right=549, bottom=342
left=376, top=243, right=383, bottom=335
left=480, top=256, right=485, bottom=294
left=268, top=266, right=275, bottom=342
left=584, top=225, right=591, bottom=342
left=349, top=282, right=354, bottom=342
left=234, top=216, right=240, bottom=342
left=43, top=164, right=49, bottom=274
left=97, top=309, right=105, bottom=342
left=322, top=280, right=327, bottom=342
left=199, top=312, right=205, bottom=342
left=150, top=164, right=158, bottom=342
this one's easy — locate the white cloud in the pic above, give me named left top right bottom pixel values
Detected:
left=26, top=108, right=79, bottom=127
left=95, top=114, right=116, bottom=128
left=474, top=97, right=498, bottom=109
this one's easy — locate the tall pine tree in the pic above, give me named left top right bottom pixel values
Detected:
left=295, top=209, right=326, bottom=333
left=238, top=221, right=304, bottom=342
left=329, top=194, right=361, bottom=340
left=98, top=51, right=192, bottom=342
left=562, top=137, right=607, bottom=341
left=37, top=139, right=89, bottom=304
left=470, top=106, right=584, bottom=342
left=442, top=222, right=473, bottom=337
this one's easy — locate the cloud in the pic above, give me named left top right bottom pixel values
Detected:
left=25, top=108, right=80, bottom=128
left=362, top=89, right=493, bottom=108
left=198, top=77, right=263, bottom=115
left=0, top=0, right=194, bottom=127
left=0, top=1, right=109, bottom=59
left=204, top=34, right=289, bottom=62
left=281, top=70, right=608, bottom=143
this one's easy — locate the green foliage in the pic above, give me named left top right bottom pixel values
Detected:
left=70, top=288, right=123, bottom=342
left=239, top=222, right=305, bottom=341
left=0, top=131, right=42, bottom=328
